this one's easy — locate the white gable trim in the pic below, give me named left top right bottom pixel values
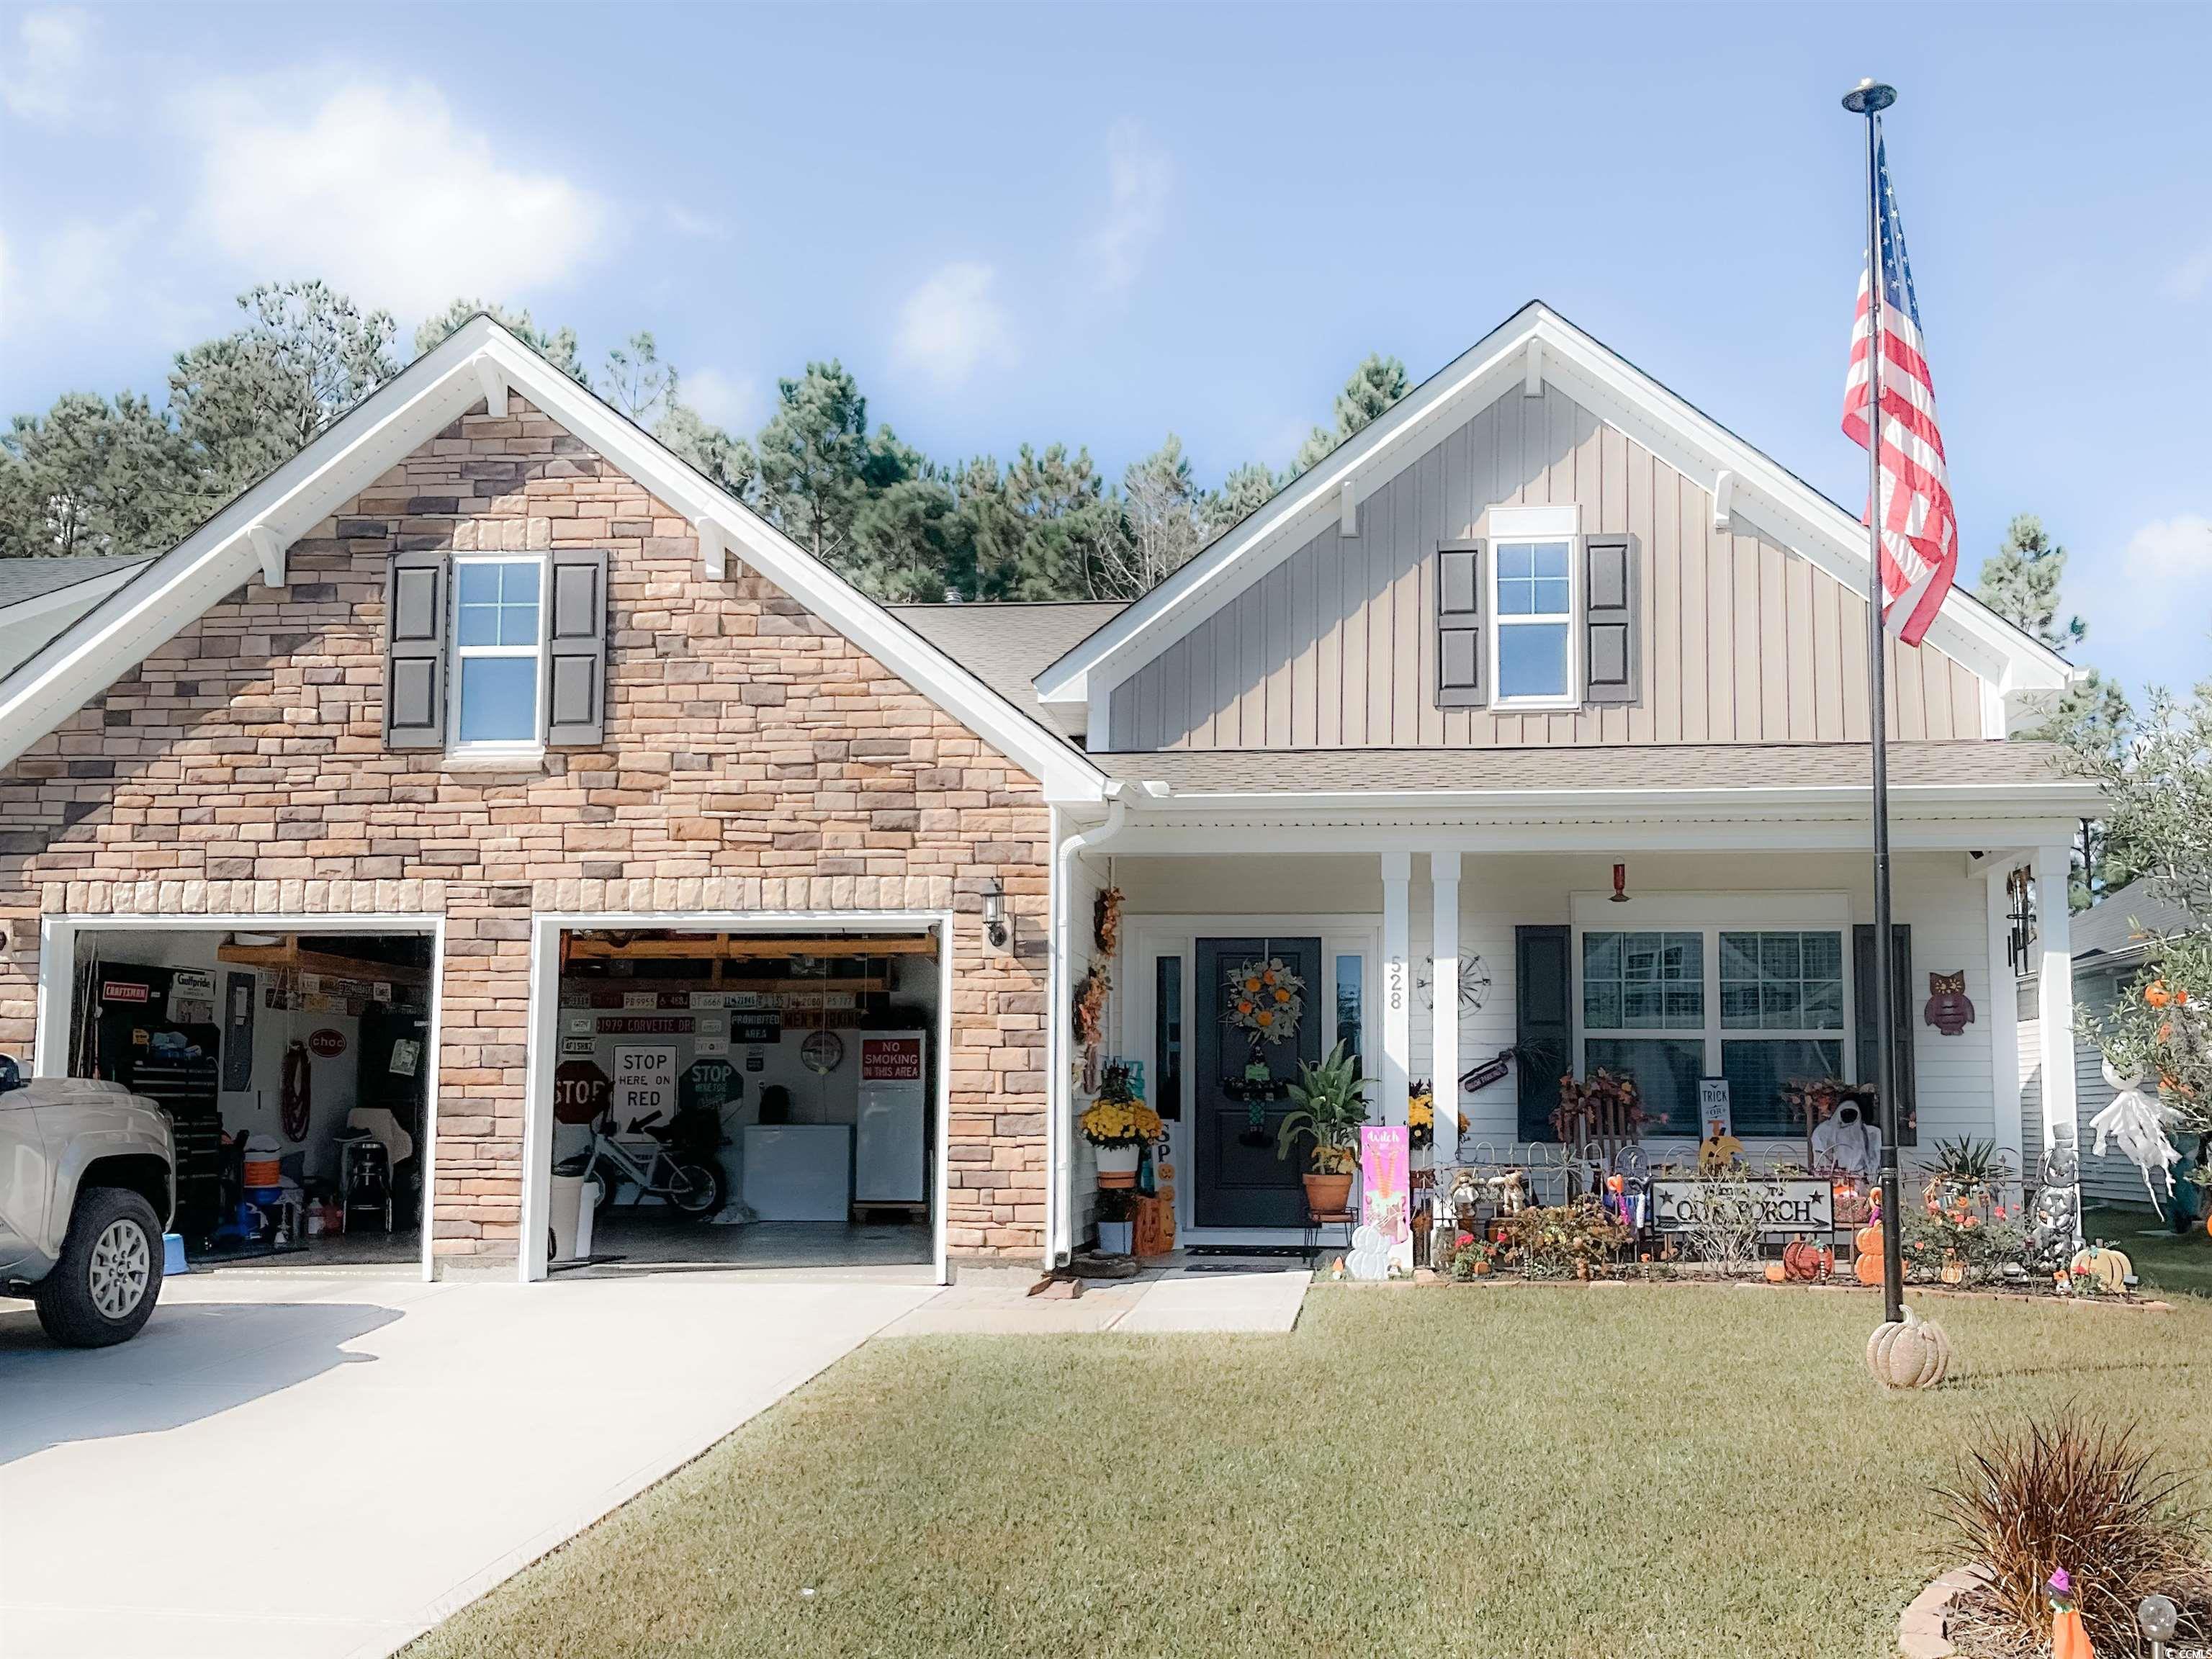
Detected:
left=0, top=318, right=1105, bottom=803
left=1033, top=302, right=2079, bottom=714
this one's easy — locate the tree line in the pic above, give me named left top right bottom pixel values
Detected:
left=0, top=280, right=1411, bottom=604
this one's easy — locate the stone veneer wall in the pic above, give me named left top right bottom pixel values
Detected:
left=0, top=399, right=1052, bottom=1269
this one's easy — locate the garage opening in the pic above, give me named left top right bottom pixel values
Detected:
left=544, top=925, right=943, bottom=1277
left=63, top=927, right=435, bottom=1272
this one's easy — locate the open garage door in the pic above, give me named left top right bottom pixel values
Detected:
left=529, top=921, right=948, bottom=1282
left=48, top=922, right=438, bottom=1276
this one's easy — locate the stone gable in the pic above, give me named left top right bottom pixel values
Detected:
left=0, top=399, right=1053, bottom=1268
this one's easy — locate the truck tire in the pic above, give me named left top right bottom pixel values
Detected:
left=34, top=1187, right=165, bottom=1348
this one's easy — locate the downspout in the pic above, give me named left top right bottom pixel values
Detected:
left=1046, top=783, right=1130, bottom=1269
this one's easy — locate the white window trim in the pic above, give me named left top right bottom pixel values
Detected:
left=1568, top=891, right=1856, bottom=1140
left=1487, top=503, right=1582, bottom=710
left=449, top=552, right=550, bottom=760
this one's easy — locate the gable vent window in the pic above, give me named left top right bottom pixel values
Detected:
left=383, top=548, right=609, bottom=755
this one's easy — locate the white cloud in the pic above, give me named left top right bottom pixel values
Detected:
left=683, top=366, right=757, bottom=429
left=2164, top=244, right=2212, bottom=302
left=188, top=78, right=611, bottom=316
left=2, top=8, right=95, bottom=123
left=1084, top=119, right=1172, bottom=296
left=0, top=210, right=168, bottom=340
left=2123, top=514, right=2212, bottom=583
left=893, top=261, right=1014, bottom=387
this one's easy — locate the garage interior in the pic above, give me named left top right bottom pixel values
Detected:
left=66, top=928, right=432, bottom=1270
left=548, top=927, right=939, bottom=1274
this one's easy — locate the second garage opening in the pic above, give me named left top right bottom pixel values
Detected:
left=545, top=925, right=943, bottom=1276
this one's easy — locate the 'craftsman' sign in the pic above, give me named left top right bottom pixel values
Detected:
left=1651, top=1178, right=1835, bottom=1236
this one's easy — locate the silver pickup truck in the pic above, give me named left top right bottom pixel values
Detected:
left=0, top=1057, right=176, bottom=1346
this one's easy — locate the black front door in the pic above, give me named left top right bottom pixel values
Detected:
left=1192, top=937, right=1324, bottom=1229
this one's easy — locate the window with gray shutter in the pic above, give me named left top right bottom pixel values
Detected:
left=1435, top=539, right=1485, bottom=708
left=384, top=550, right=448, bottom=748
left=1583, top=534, right=1639, bottom=705
left=545, top=549, right=610, bottom=746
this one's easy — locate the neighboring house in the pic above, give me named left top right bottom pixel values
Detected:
left=0, top=303, right=2098, bottom=1280
left=2041, top=878, right=2203, bottom=1209
left=0, top=556, right=155, bottom=678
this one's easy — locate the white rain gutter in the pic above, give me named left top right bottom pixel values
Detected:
left=1045, top=782, right=1133, bottom=1269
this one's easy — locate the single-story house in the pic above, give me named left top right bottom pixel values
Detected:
left=0, top=302, right=2099, bottom=1280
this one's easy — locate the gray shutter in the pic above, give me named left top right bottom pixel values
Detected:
left=1516, top=925, right=1572, bottom=1142
left=1853, top=923, right=1917, bottom=1146
left=383, top=550, right=448, bottom=749
left=1436, top=539, right=1485, bottom=709
left=545, top=549, right=610, bottom=746
left=1584, top=534, right=1639, bottom=705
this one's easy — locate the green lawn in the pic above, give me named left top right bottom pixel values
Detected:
left=2084, top=1204, right=2212, bottom=1299
left=409, top=1284, right=2212, bottom=1659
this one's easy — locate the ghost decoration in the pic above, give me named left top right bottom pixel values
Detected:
left=1344, top=1223, right=1394, bottom=1282
left=2088, top=1059, right=2182, bottom=1213
left=1811, top=1100, right=1883, bottom=1185
left=1923, top=970, right=1976, bottom=1036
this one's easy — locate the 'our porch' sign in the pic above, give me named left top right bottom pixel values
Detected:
left=1651, top=1178, right=1835, bottom=1236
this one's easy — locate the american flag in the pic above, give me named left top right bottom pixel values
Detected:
left=1841, top=129, right=1957, bottom=647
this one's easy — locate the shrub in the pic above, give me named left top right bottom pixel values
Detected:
left=1897, top=1205, right=2029, bottom=1285
left=1498, top=1199, right=1627, bottom=1278
left=1938, top=1410, right=2211, bottom=1655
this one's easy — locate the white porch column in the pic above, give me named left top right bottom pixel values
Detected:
left=2033, top=843, right=2076, bottom=1158
left=1429, top=850, right=1461, bottom=1159
left=1985, top=858, right=2025, bottom=1176
left=1381, top=852, right=1411, bottom=1126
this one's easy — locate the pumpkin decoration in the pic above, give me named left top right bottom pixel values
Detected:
left=1853, top=1218, right=1887, bottom=1285
left=2067, top=1244, right=2132, bottom=1295
left=1939, top=1255, right=1966, bottom=1287
left=1866, top=1305, right=1954, bottom=1391
left=1782, top=1237, right=1833, bottom=1282
left=1764, top=1260, right=1788, bottom=1283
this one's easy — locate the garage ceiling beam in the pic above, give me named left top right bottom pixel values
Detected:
left=215, top=936, right=430, bottom=986
left=564, top=935, right=938, bottom=960
left=568, top=975, right=889, bottom=994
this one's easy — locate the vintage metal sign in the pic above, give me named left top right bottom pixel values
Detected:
left=1652, top=1178, right=1835, bottom=1236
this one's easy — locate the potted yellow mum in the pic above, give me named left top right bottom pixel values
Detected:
left=1081, top=1061, right=1161, bottom=1188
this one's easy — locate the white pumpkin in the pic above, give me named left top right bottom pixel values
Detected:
left=1866, top=1305, right=1954, bottom=1391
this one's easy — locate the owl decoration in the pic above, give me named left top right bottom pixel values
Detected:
left=1923, top=969, right=1975, bottom=1036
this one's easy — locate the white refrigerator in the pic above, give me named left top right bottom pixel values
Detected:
left=853, top=1031, right=928, bottom=1204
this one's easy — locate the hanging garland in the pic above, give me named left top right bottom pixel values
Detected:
left=1223, top=956, right=1305, bottom=1048
left=1094, top=886, right=1124, bottom=957
left=1071, top=965, right=1111, bottom=1049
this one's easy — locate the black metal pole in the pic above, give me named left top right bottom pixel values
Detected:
left=1843, top=78, right=1905, bottom=1325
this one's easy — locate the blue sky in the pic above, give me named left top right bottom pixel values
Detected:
left=2, top=1, right=2206, bottom=696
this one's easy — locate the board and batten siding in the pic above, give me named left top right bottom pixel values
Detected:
left=1104, top=385, right=1987, bottom=751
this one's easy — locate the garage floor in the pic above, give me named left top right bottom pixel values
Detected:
left=0, top=1270, right=938, bottom=1659
left=571, top=1214, right=932, bottom=1274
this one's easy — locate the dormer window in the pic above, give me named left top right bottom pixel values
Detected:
left=1432, top=503, right=1639, bottom=713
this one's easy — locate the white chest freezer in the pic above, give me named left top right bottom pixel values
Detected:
left=853, top=1030, right=928, bottom=1204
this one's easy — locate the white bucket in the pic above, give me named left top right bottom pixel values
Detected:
left=549, top=1173, right=586, bottom=1262
left=575, top=1178, right=600, bottom=1261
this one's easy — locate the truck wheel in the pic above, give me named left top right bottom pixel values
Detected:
left=35, top=1187, right=164, bottom=1348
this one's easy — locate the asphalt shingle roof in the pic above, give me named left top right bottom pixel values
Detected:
left=0, top=554, right=153, bottom=608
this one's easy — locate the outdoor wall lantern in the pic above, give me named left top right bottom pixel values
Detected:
left=1610, top=862, right=1632, bottom=904
left=2137, top=1593, right=2179, bottom=1656
left=983, top=878, right=1010, bottom=951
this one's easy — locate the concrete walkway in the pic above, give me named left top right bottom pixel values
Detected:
left=0, top=1270, right=937, bottom=1659
left=880, top=1261, right=1311, bottom=1336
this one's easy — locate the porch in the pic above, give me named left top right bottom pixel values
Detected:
left=1087, top=834, right=2082, bottom=1253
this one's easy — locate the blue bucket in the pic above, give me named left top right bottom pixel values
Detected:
left=163, top=1233, right=188, bottom=1275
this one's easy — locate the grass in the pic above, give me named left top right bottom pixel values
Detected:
left=2082, top=1204, right=2212, bottom=1299
left=407, top=1284, right=2212, bottom=1659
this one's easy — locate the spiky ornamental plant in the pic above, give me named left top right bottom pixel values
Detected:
left=1274, top=1041, right=1370, bottom=1174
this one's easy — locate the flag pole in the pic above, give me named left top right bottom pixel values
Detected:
left=1842, top=76, right=1905, bottom=1325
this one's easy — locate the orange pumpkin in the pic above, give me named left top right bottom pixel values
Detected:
left=1764, top=1261, right=1788, bottom=1283
left=1783, top=1238, right=1833, bottom=1282
left=1855, top=1221, right=1883, bottom=1257
left=1856, top=1250, right=1886, bottom=1286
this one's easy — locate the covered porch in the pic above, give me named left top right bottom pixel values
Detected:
left=1076, top=786, right=2091, bottom=1256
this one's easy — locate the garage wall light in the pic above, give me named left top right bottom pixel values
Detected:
left=983, top=878, right=1010, bottom=952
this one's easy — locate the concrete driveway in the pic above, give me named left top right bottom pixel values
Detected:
left=0, top=1270, right=939, bottom=1659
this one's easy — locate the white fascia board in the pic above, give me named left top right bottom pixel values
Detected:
left=1121, top=781, right=2103, bottom=817
left=1033, top=309, right=1540, bottom=708
left=0, top=317, right=1106, bottom=803
left=1035, top=301, right=2076, bottom=709
left=1528, top=315, right=2074, bottom=693
left=0, top=333, right=488, bottom=771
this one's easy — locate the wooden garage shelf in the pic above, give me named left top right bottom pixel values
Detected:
left=215, top=936, right=430, bottom=986
left=564, top=934, right=936, bottom=960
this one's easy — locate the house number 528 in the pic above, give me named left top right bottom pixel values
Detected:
left=1388, top=958, right=1406, bottom=1011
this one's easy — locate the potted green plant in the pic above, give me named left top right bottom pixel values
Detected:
left=1274, top=1040, right=1369, bottom=1213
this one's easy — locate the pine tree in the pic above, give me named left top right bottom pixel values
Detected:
left=0, top=392, right=198, bottom=559
left=1288, top=352, right=1409, bottom=477
left=1975, top=513, right=2085, bottom=652
left=1205, top=460, right=1278, bottom=537
left=413, top=297, right=590, bottom=385
left=1097, top=433, right=1205, bottom=598
left=600, top=332, right=680, bottom=427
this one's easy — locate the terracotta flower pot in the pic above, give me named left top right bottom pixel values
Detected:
left=1303, top=1172, right=1354, bottom=1213
left=1094, top=1143, right=1140, bottom=1188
